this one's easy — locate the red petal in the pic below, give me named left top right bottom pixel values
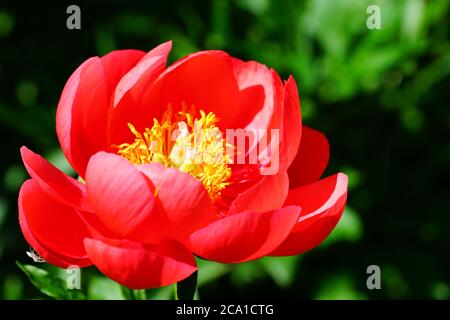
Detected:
left=20, top=146, right=91, bottom=211
left=113, top=41, right=172, bottom=107
left=136, top=51, right=240, bottom=131
left=56, top=50, right=144, bottom=177
left=231, top=59, right=279, bottom=132
left=139, top=163, right=214, bottom=235
left=228, top=170, right=289, bottom=214
left=288, top=126, right=330, bottom=188
left=222, top=62, right=283, bottom=175
left=109, top=51, right=282, bottom=163
left=281, top=76, right=302, bottom=168
left=101, top=49, right=146, bottom=94
left=85, top=152, right=163, bottom=243
left=77, top=209, right=118, bottom=240
left=270, top=173, right=348, bottom=256
left=84, top=238, right=197, bottom=289
left=108, top=42, right=173, bottom=146
left=18, top=179, right=92, bottom=267
left=189, top=206, right=300, bottom=263
left=56, top=57, right=97, bottom=176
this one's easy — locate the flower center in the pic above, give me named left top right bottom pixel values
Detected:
left=115, top=105, right=232, bottom=201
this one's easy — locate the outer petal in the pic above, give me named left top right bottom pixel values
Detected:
left=138, top=163, right=214, bottom=235
left=288, top=126, right=330, bottom=189
left=270, top=173, right=348, bottom=256
left=101, top=50, right=147, bottom=93
left=228, top=170, right=289, bottom=214
left=108, top=42, right=173, bottom=146
left=84, top=238, right=197, bottom=289
left=189, top=206, right=301, bottom=263
left=113, top=41, right=172, bottom=107
left=85, top=152, right=163, bottom=243
left=20, top=146, right=91, bottom=211
left=281, top=76, right=302, bottom=168
left=56, top=50, right=145, bottom=177
left=18, top=179, right=91, bottom=267
left=77, top=209, right=118, bottom=240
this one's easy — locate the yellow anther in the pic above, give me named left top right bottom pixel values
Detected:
left=114, top=105, right=232, bottom=201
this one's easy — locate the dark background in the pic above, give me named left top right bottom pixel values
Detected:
left=0, top=0, right=449, bottom=299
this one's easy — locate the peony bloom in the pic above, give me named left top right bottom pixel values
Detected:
left=18, top=41, right=348, bottom=289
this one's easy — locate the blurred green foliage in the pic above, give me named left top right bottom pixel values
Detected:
left=0, top=0, right=449, bottom=299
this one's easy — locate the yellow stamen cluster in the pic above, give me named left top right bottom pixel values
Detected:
left=115, top=105, right=232, bottom=201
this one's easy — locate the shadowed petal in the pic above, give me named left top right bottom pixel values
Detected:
left=84, top=238, right=197, bottom=289
left=288, top=126, right=330, bottom=188
left=85, top=152, right=163, bottom=243
left=190, top=206, right=301, bottom=263
left=56, top=50, right=145, bottom=177
left=139, top=163, right=214, bottom=235
left=20, top=146, right=91, bottom=211
left=270, top=173, right=348, bottom=256
left=18, top=179, right=92, bottom=267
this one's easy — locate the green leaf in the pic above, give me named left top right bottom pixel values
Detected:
left=230, top=261, right=264, bottom=287
left=133, top=289, right=147, bottom=300
left=0, top=196, right=8, bottom=230
left=120, top=286, right=134, bottom=300
left=46, top=149, right=76, bottom=176
left=16, top=80, right=39, bottom=107
left=0, top=11, right=14, bottom=38
left=315, top=273, right=366, bottom=300
left=3, top=274, right=23, bottom=300
left=3, top=164, right=27, bottom=193
left=431, top=282, right=450, bottom=300
left=16, top=262, right=85, bottom=300
left=147, top=286, right=174, bottom=300
left=175, top=271, right=198, bottom=300
left=197, top=259, right=232, bottom=286
left=119, top=286, right=147, bottom=300
left=321, top=206, right=363, bottom=247
left=258, top=256, right=300, bottom=288
left=87, top=276, right=124, bottom=300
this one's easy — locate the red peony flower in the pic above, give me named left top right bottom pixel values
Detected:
left=18, top=41, right=348, bottom=289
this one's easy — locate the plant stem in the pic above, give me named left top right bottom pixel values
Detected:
left=175, top=271, right=198, bottom=300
